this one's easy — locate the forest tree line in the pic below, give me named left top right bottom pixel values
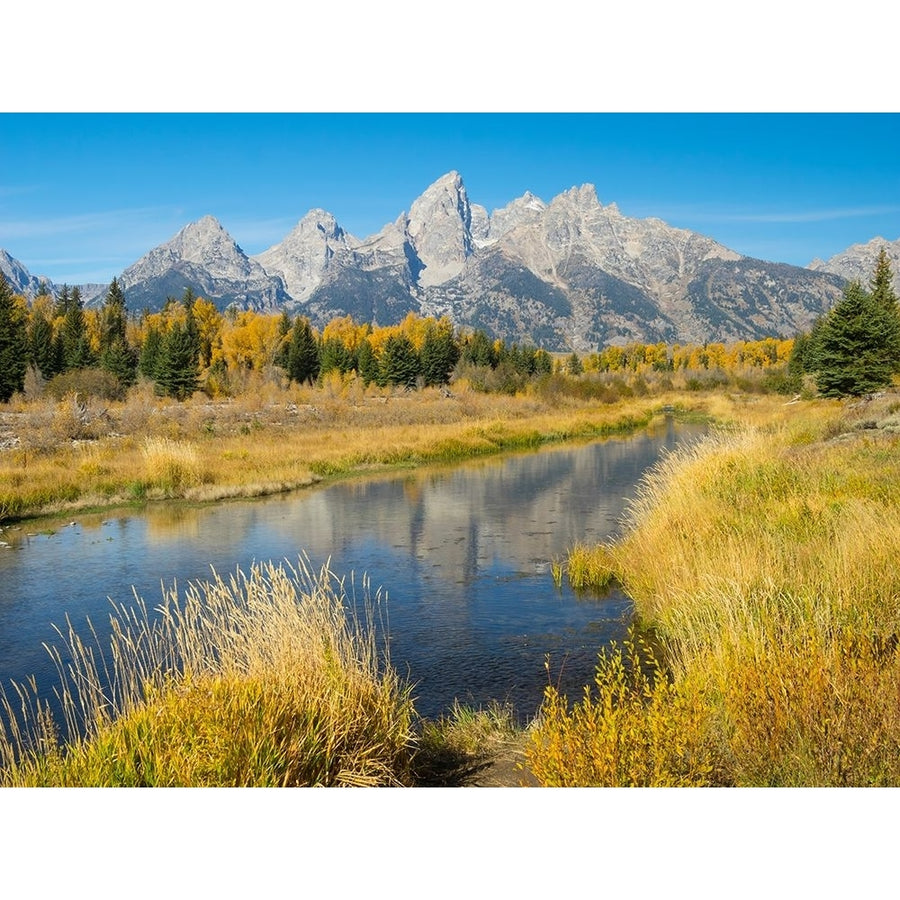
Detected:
left=0, top=270, right=847, bottom=405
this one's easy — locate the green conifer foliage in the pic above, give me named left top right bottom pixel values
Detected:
left=60, top=286, right=95, bottom=370
left=284, top=317, right=320, bottom=385
left=0, top=275, right=28, bottom=402
left=356, top=338, right=379, bottom=386
left=815, top=280, right=900, bottom=397
left=566, top=352, right=584, bottom=375
left=379, top=334, right=421, bottom=388
left=419, top=321, right=460, bottom=386
left=869, top=247, right=899, bottom=313
left=155, top=321, right=200, bottom=400
left=461, top=329, right=497, bottom=368
left=99, top=278, right=137, bottom=387
left=139, top=325, right=164, bottom=381
left=272, top=312, right=292, bottom=370
left=28, top=309, right=59, bottom=381
left=319, top=336, right=355, bottom=376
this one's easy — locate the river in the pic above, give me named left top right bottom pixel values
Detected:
left=0, top=418, right=704, bottom=725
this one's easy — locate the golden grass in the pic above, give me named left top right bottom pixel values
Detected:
left=530, top=394, right=900, bottom=786
left=0, top=377, right=690, bottom=523
left=141, top=436, right=209, bottom=493
left=0, top=558, right=415, bottom=786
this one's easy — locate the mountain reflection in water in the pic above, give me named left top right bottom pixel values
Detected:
left=0, top=419, right=705, bottom=723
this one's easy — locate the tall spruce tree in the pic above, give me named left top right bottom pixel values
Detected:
left=283, top=317, right=320, bottom=385
left=869, top=247, right=899, bottom=314
left=462, top=329, right=498, bottom=368
left=273, top=312, right=292, bottom=371
left=155, top=321, right=200, bottom=400
left=139, top=324, right=164, bottom=381
left=379, top=334, right=421, bottom=388
left=98, top=277, right=137, bottom=387
left=356, top=338, right=378, bottom=386
left=0, top=275, right=28, bottom=402
left=815, top=279, right=900, bottom=397
left=420, top=321, right=459, bottom=386
left=28, top=308, right=59, bottom=381
left=181, top=288, right=202, bottom=368
left=99, top=278, right=128, bottom=344
left=60, top=285, right=95, bottom=370
left=319, top=336, right=355, bottom=376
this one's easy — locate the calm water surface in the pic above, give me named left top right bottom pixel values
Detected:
left=0, top=419, right=704, bottom=723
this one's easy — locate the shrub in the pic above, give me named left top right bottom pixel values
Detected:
left=760, top=367, right=802, bottom=395
left=45, top=368, right=125, bottom=401
left=527, top=636, right=720, bottom=787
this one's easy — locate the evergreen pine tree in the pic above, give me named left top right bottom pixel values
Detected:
left=99, top=278, right=128, bottom=345
left=815, top=280, right=900, bottom=397
left=284, top=317, right=320, bottom=384
left=60, top=285, right=95, bottom=370
left=182, top=288, right=202, bottom=367
left=566, top=352, right=584, bottom=376
left=139, top=325, right=164, bottom=381
left=273, top=312, right=292, bottom=371
left=98, top=278, right=137, bottom=387
left=462, top=329, right=498, bottom=368
left=155, top=321, right=200, bottom=400
left=356, top=338, right=379, bottom=386
left=420, top=321, right=460, bottom=386
left=103, top=338, right=139, bottom=388
left=319, top=336, right=355, bottom=376
left=379, top=334, right=421, bottom=388
left=869, top=247, right=900, bottom=315
left=0, top=275, right=28, bottom=402
left=28, top=308, right=59, bottom=381
left=53, top=284, right=71, bottom=320
left=533, top=349, right=553, bottom=375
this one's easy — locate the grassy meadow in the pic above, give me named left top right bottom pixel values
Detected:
left=3, top=362, right=898, bottom=786
left=531, top=390, right=900, bottom=786
left=0, top=369, right=702, bottom=525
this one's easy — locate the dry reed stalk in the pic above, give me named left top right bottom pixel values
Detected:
left=0, top=557, right=414, bottom=786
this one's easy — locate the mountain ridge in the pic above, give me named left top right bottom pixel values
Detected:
left=809, top=235, right=900, bottom=293
left=1, top=172, right=877, bottom=351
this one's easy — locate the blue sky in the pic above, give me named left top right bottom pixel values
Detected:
left=3, top=3, right=898, bottom=288
left=2, top=113, right=898, bottom=286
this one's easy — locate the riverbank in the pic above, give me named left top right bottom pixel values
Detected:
left=0, top=377, right=714, bottom=525
left=532, top=389, right=900, bottom=786
left=4, top=380, right=858, bottom=786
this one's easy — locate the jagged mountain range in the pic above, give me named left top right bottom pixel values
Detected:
left=3, top=172, right=897, bottom=351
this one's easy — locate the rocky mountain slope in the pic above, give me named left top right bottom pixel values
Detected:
left=1, top=249, right=47, bottom=297
left=1, top=172, right=864, bottom=350
left=809, top=236, right=900, bottom=293
left=119, top=215, right=290, bottom=312
left=256, top=172, right=845, bottom=349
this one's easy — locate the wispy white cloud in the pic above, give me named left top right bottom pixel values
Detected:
left=716, top=206, right=900, bottom=224
left=0, top=206, right=174, bottom=242
left=653, top=205, right=900, bottom=225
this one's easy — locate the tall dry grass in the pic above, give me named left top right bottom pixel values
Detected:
left=1, top=374, right=685, bottom=523
left=531, top=398, right=900, bottom=785
left=141, top=436, right=209, bottom=494
left=0, top=558, right=415, bottom=786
